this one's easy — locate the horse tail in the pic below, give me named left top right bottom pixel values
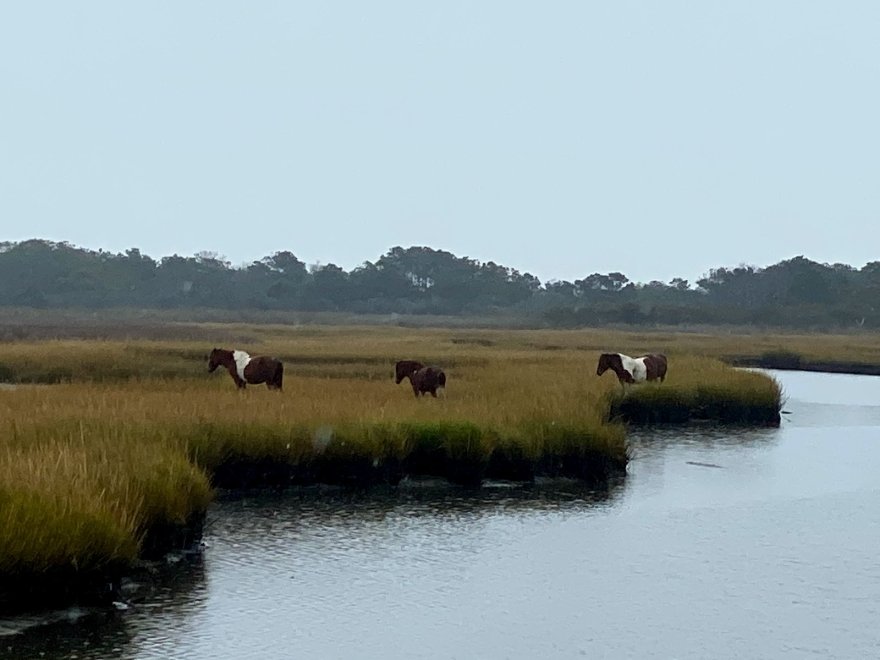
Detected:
left=437, top=370, right=446, bottom=387
left=274, top=360, right=284, bottom=390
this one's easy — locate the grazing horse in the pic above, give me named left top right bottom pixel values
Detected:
left=395, top=360, right=446, bottom=397
left=597, top=353, right=667, bottom=389
left=394, top=360, right=425, bottom=385
left=208, top=348, right=284, bottom=390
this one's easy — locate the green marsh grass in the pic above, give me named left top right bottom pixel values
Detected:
left=0, top=423, right=212, bottom=578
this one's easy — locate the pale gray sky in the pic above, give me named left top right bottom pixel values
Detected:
left=2, top=2, right=878, bottom=284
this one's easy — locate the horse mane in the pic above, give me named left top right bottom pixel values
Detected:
left=210, top=347, right=233, bottom=360
left=597, top=353, right=634, bottom=383
left=395, top=360, right=425, bottom=384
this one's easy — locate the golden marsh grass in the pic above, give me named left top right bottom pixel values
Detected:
left=0, top=324, right=788, bottom=582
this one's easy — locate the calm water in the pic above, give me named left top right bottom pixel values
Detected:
left=4, top=370, right=880, bottom=659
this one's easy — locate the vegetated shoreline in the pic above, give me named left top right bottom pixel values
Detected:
left=730, top=356, right=880, bottom=376
left=611, top=396, right=782, bottom=426
left=0, top=395, right=777, bottom=616
left=0, top=430, right=627, bottom=615
left=0, top=326, right=852, bottom=612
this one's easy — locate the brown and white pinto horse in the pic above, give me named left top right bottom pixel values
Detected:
left=597, top=353, right=667, bottom=389
left=395, top=360, right=446, bottom=397
left=208, top=348, right=284, bottom=390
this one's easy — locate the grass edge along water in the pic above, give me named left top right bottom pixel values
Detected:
left=0, top=331, right=783, bottom=609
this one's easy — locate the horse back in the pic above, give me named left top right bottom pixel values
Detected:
left=244, top=355, right=284, bottom=387
left=411, top=366, right=446, bottom=395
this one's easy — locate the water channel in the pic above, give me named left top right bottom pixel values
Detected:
left=3, top=370, right=879, bottom=659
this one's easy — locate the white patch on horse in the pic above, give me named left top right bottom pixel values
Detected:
left=618, top=353, right=648, bottom=383
left=232, top=350, right=252, bottom=381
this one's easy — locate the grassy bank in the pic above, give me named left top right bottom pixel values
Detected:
left=0, top=324, right=788, bottom=610
left=610, top=359, right=783, bottom=425
left=729, top=349, right=880, bottom=376
left=0, top=364, right=626, bottom=605
left=0, top=418, right=212, bottom=612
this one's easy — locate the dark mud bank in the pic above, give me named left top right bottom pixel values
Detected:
left=209, top=449, right=626, bottom=490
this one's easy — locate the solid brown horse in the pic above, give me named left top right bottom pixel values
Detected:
left=208, top=348, right=284, bottom=390
left=597, top=352, right=667, bottom=387
left=395, top=360, right=446, bottom=397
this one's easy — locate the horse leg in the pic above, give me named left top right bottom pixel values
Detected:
left=430, top=388, right=437, bottom=398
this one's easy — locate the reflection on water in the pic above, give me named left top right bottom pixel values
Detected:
left=2, top=562, right=208, bottom=659
left=4, top=370, right=880, bottom=659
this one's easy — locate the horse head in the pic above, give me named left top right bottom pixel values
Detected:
left=597, top=353, right=635, bottom=383
left=596, top=353, right=613, bottom=377
left=207, top=348, right=225, bottom=372
left=395, top=360, right=424, bottom=384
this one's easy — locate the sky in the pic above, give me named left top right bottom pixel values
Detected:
left=1, top=2, right=878, bottom=285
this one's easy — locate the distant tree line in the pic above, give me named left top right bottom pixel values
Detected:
left=1, top=239, right=878, bottom=329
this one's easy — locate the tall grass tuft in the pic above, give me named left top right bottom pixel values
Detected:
left=0, top=422, right=211, bottom=581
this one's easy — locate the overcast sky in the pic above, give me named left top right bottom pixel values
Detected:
left=2, top=2, right=878, bottom=284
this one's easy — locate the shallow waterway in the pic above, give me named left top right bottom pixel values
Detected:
left=4, top=370, right=880, bottom=659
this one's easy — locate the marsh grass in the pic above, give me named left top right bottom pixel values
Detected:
left=0, top=425, right=212, bottom=578
left=0, top=374, right=622, bottom=579
left=611, top=357, right=783, bottom=424
left=2, top=323, right=879, bottom=384
left=0, top=325, right=785, bottom=588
